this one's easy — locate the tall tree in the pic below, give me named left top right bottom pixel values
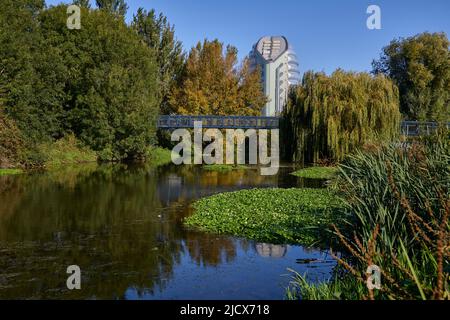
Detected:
left=95, top=0, right=127, bottom=16
left=0, top=3, right=159, bottom=161
left=74, top=0, right=91, bottom=8
left=372, top=32, right=450, bottom=121
left=283, top=70, right=401, bottom=163
left=132, top=8, right=185, bottom=113
left=0, top=0, right=60, bottom=143
left=238, top=59, right=267, bottom=115
left=169, top=39, right=266, bottom=116
left=39, top=5, right=159, bottom=160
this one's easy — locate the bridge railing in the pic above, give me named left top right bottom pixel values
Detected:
left=157, top=115, right=280, bottom=130
left=158, top=115, right=449, bottom=136
left=400, top=121, right=450, bottom=136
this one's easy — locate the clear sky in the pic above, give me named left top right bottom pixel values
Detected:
left=46, top=0, right=450, bottom=75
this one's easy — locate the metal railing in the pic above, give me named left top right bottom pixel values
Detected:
left=158, top=115, right=449, bottom=136
left=157, top=115, right=280, bottom=130
left=400, top=121, right=450, bottom=136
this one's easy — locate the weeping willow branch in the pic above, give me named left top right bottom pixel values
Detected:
left=282, top=70, right=401, bottom=164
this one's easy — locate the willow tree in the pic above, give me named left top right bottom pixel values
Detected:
left=283, top=70, right=401, bottom=164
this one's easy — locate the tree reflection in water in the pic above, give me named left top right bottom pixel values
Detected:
left=0, top=163, right=331, bottom=299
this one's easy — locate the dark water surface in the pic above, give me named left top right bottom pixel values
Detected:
left=0, top=164, right=335, bottom=299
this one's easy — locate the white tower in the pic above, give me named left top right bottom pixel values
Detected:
left=249, top=36, right=300, bottom=116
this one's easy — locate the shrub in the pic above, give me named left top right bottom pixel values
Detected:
left=39, top=134, right=97, bottom=168
left=0, top=108, right=23, bottom=168
left=145, top=146, right=174, bottom=166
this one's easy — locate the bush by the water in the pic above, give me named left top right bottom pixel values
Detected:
left=38, top=134, right=98, bottom=168
left=282, top=70, right=401, bottom=164
left=185, top=188, right=345, bottom=246
left=0, top=108, right=23, bottom=168
left=146, top=147, right=174, bottom=167
left=289, top=139, right=450, bottom=300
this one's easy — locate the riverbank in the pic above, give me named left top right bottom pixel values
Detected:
left=0, top=141, right=173, bottom=176
left=202, top=164, right=249, bottom=172
left=291, top=166, right=338, bottom=179
left=146, top=146, right=174, bottom=167
left=185, top=188, right=345, bottom=247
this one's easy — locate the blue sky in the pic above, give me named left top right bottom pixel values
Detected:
left=46, top=0, right=450, bottom=75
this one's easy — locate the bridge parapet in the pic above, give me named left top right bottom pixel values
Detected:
left=158, top=115, right=280, bottom=130
left=400, top=121, right=450, bottom=136
left=157, top=115, right=449, bottom=136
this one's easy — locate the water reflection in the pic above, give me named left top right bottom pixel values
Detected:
left=255, top=243, right=287, bottom=258
left=0, top=163, right=334, bottom=299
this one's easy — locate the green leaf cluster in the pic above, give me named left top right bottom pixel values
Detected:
left=291, top=166, right=338, bottom=180
left=0, top=1, right=160, bottom=162
left=185, top=188, right=345, bottom=247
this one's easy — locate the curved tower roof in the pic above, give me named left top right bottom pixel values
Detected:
left=255, top=36, right=289, bottom=62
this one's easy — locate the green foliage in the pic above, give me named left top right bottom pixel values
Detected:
left=202, top=164, right=249, bottom=172
left=132, top=8, right=185, bottom=114
left=373, top=32, right=450, bottom=121
left=0, top=0, right=56, bottom=143
left=288, top=142, right=449, bottom=300
left=44, top=6, right=159, bottom=160
left=169, top=39, right=267, bottom=115
left=291, top=166, right=338, bottom=179
left=1, top=3, right=160, bottom=162
left=17, top=134, right=97, bottom=168
left=185, top=188, right=345, bottom=246
left=0, top=169, right=24, bottom=176
left=95, top=0, right=128, bottom=16
left=327, top=142, right=449, bottom=299
left=283, top=70, right=401, bottom=164
left=0, top=108, right=24, bottom=168
left=38, top=134, right=97, bottom=168
left=145, top=147, right=174, bottom=167
left=73, top=0, right=91, bottom=8
left=286, top=270, right=366, bottom=300
left=335, top=142, right=448, bottom=249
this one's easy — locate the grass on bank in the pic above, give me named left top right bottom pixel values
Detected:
left=37, top=134, right=97, bottom=168
left=185, top=188, right=345, bottom=246
left=0, top=168, right=23, bottom=176
left=291, top=166, right=338, bottom=179
left=146, top=146, right=174, bottom=166
left=202, top=164, right=249, bottom=172
left=286, top=270, right=366, bottom=300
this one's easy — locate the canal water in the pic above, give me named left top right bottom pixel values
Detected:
left=0, top=164, right=336, bottom=299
